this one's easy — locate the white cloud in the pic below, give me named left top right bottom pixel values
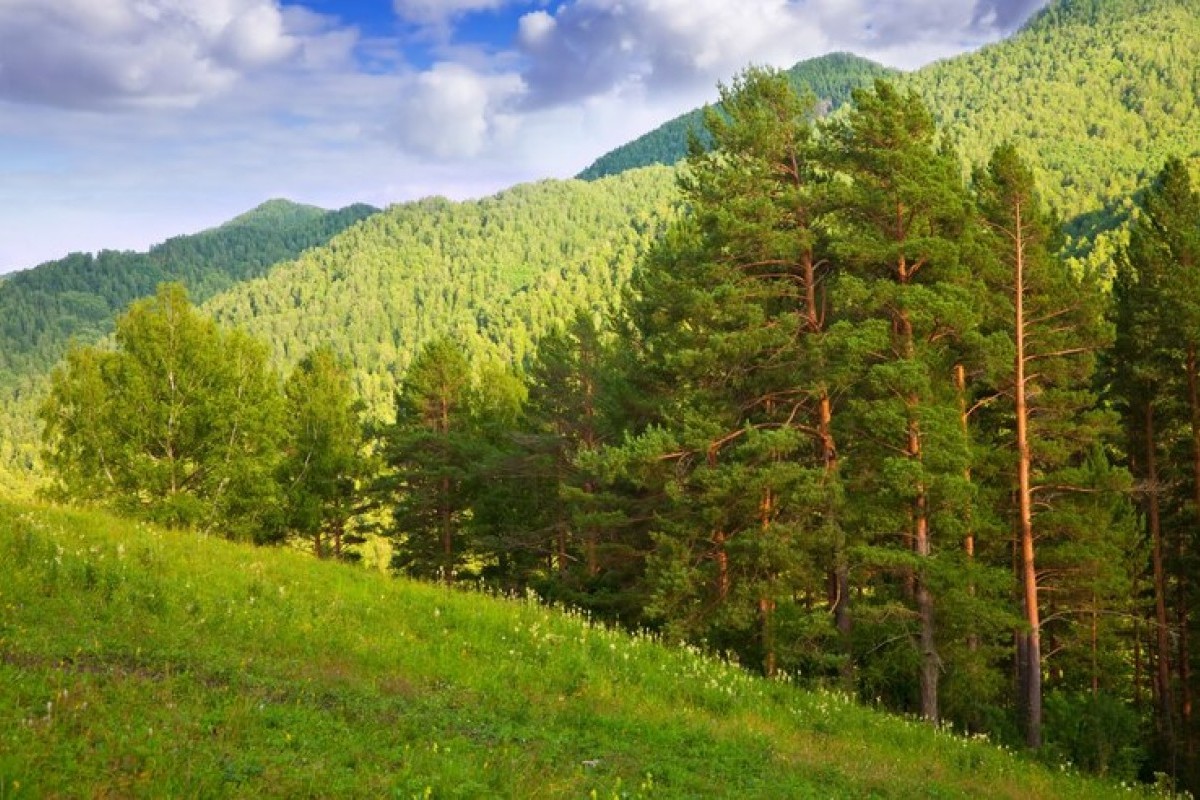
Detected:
left=516, top=9, right=555, bottom=47
left=0, top=0, right=1053, bottom=272
left=514, top=0, right=1044, bottom=108
left=0, top=0, right=313, bottom=109
left=393, top=63, right=525, bottom=159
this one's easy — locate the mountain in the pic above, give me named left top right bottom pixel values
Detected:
left=0, top=498, right=1129, bottom=798
left=577, top=0, right=1200, bottom=246
left=205, top=168, right=678, bottom=419
left=0, top=199, right=378, bottom=392
left=577, top=53, right=897, bottom=181
left=908, top=0, right=1200, bottom=231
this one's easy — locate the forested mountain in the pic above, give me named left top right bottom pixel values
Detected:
left=576, top=0, right=1200, bottom=245
left=204, top=169, right=677, bottom=420
left=0, top=199, right=377, bottom=391
left=577, top=53, right=896, bottom=180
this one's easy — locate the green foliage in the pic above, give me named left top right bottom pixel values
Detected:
left=278, top=346, right=367, bottom=559
left=39, top=284, right=285, bottom=541
left=0, top=500, right=1146, bottom=798
left=205, top=169, right=679, bottom=425
left=906, top=0, right=1200, bottom=246
left=0, top=200, right=376, bottom=483
left=0, top=199, right=375, bottom=391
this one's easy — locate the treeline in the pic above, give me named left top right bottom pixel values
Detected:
left=40, top=73, right=1200, bottom=791
left=0, top=171, right=677, bottom=492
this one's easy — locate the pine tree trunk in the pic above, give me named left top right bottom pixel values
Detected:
left=441, top=475, right=453, bottom=585
left=1013, top=204, right=1042, bottom=749
left=760, top=595, right=777, bottom=678
left=806, top=248, right=851, bottom=683
left=1146, top=400, right=1174, bottom=739
left=955, top=364, right=978, bottom=653
left=1183, top=344, right=1199, bottom=750
left=899, top=286, right=938, bottom=722
left=714, top=530, right=730, bottom=600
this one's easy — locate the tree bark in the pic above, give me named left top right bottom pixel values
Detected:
left=1145, top=400, right=1174, bottom=738
left=1013, top=200, right=1042, bottom=749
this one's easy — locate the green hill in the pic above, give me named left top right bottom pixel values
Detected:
left=907, top=0, right=1200, bottom=229
left=577, top=53, right=897, bottom=181
left=0, top=198, right=378, bottom=392
left=0, top=500, right=1139, bottom=798
left=577, top=0, right=1200, bottom=239
left=204, top=168, right=679, bottom=419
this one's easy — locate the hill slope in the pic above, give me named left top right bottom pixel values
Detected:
left=205, top=167, right=679, bottom=418
left=578, top=53, right=897, bottom=180
left=0, top=500, right=1137, bottom=798
left=0, top=198, right=378, bottom=392
left=576, top=0, right=1200, bottom=233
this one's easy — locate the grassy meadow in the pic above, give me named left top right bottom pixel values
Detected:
left=0, top=501, right=1151, bottom=798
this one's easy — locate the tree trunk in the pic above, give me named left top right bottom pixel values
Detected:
left=440, top=475, right=453, bottom=585
left=760, top=595, right=777, bottom=678
left=714, top=530, right=730, bottom=600
left=955, top=363, right=978, bottom=653
left=1145, top=400, right=1174, bottom=737
left=899, top=285, right=938, bottom=722
left=1184, top=344, right=1199, bottom=751
left=1013, top=202, right=1042, bottom=749
left=760, top=485, right=777, bottom=678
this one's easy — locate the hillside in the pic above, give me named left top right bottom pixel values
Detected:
left=0, top=198, right=378, bottom=392
left=578, top=53, right=897, bottom=181
left=0, top=500, right=1140, bottom=798
left=204, top=168, right=679, bottom=419
left=576, top=0, right=1200, bottom=236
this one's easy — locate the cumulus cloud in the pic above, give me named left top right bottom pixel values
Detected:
left=392, top=63, right=525, bottom=159
left=0, top=0, right=316, bottom=109
left=515, top=0, right=1048, bottom=109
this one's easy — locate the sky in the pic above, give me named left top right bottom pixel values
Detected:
left=0, top=0, right=1050, bottom=273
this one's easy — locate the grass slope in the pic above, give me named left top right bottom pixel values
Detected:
left=0, top=501, right=1142, bottom=798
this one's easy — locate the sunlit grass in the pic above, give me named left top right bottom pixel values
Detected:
left=0, top=500, right=1152, bottom=798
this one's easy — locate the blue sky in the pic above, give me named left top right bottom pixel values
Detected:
left=0, top=0, right=1048, bottom=273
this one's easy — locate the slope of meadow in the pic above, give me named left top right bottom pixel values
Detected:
left=0, top=501, right=1144, bottom=798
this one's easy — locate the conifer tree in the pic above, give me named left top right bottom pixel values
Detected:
left=603, top=68, right=850, bottom=677
left=383, top=336, right=479, bottom=583
left=830, top=80, right=980, bottom=721
left=1114, top=157, right=1200, bottom=774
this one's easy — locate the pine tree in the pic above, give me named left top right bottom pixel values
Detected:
left=383, top=336, right=480, bottom=584
left=830, top=80, right=980, bottom=721
left=977, top=143, right=1128, bottom=749
left=1114, top=157, right=1200, bottom=777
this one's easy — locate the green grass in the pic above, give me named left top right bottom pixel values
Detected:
left=0, top=501, right=1148, bottom=798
